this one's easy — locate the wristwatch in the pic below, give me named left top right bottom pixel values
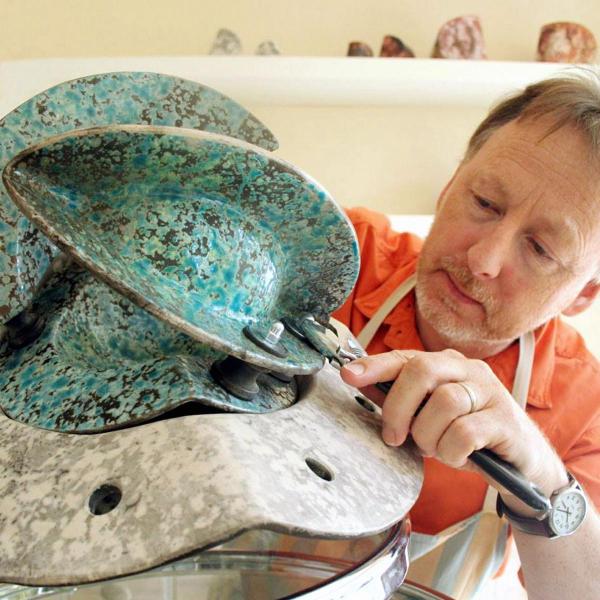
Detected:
left=496, top=471, right=588, bottom=538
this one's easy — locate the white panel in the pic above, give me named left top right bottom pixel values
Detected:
left=0, top=56, right=575, bottom=116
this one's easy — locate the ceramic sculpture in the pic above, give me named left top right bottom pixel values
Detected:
left=0, top=72, right=423, bottom=587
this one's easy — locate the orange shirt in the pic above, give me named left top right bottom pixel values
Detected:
left=333, top=207, right=600, bottom=535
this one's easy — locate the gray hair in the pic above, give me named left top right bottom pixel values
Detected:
left=465, top=69, right=600, bottom=162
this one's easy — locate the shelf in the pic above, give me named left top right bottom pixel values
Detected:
left=0, top=56, right=581, bottom=116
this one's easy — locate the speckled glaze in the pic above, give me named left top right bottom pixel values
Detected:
left=0, top=354, right=423, bottom=586
left=0, top=265, right=302, bottom=433
left=0, top=71, right=278, bottom=325
left=3, top=125, right=359, bottom=374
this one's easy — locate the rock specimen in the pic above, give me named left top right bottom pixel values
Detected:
left=347, top=42, right=374, bottom=57
left=432, top=15, right=486, bottom=59
left=537, top=22, right=597, bottom=63
left=256, top=40, right=281, bottom=55
left=209, top=28, right=242, bottom=55
left=380, top=35, right=415, bottom=57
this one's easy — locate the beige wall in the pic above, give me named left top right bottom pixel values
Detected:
left=1, top=0, right=599, bottom=61
left=249, top=104, right=483, bottom=213
left=1, top=1, right=599, bottom=213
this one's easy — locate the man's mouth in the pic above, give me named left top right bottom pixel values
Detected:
left=442, top=270, right=483, bottom=306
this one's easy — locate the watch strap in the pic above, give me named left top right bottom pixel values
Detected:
left=496, top=493, right=553, bottom=537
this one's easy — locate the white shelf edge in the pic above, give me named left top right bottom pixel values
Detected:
left=0, top=56, right=588, bottom=116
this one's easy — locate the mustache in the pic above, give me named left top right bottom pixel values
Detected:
left=439, top=257, right=496, bottom=308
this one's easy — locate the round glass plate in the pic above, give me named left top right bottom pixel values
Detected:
left=0, top=522, right=438, bottom=600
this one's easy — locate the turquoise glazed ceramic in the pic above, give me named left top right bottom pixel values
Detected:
left=0, top=71, right=278, bottom=324
left=3, top=125, right=359, bottom=374
left=0, top=264, right=300, bottom=433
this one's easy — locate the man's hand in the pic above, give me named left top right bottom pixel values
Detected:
left=340, top=349, right=568, bottom=508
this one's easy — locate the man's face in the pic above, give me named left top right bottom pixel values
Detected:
left=416, top=117, right=600, bottom=354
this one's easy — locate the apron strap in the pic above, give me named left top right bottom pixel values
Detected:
left=477, top=330, right=536, bottom=515
left=356, top=273, right=535, bottom=410
left=512, top=330, right=535, bottom=409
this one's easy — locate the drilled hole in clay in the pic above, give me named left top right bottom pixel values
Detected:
left=89, top=484, right=122, bottom=515
left=305, top=457, right=334, bottom=482
left=355, top=395, right=376, bottom=412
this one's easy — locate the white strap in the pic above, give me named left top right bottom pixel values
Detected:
left=356, top=272, right=535, bottom=509
left=482, top=483, right=499, bottom=513
left=512, top=330, right=535, bottom=409
left=480, top=333, right=534, bottom=514
left=356, top=274, right=417, bottom=348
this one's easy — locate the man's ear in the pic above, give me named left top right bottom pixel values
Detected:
left=562, top=280, right=600, bottom=316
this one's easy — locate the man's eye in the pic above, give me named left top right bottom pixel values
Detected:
left=530, top=238, right=551, bottom=259
left=474, top=195, right=494, bottom=211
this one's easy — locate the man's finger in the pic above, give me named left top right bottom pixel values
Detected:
left=339, top=349, right=417, bottom=388
left=380, top=352, right=469, bottom=446
left=435, top=411, right=495, bottom=468
left=410, top=382, right=478, bottom=457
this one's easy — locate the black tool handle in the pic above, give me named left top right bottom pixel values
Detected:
left=375, top=380, right=551, bottom=512
left=469, top=448, right=551, bottom=512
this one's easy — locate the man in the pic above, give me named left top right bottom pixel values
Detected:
left=334, top=73, right=600, bottom=599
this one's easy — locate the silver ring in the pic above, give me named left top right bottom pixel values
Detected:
left=457, top=381, right=478, bottom=414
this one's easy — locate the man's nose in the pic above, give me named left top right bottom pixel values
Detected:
left=466, top=229, right=511, bottom=280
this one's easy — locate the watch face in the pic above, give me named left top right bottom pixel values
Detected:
left=550, top=491, right=587, bottom=535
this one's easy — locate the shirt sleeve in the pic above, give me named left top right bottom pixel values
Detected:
left=563, top=424, right=600, bottom=511
left=546, top=327, right=600, bottom=511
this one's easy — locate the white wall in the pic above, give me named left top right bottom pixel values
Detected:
left=250, top=104, right=482, bottom=213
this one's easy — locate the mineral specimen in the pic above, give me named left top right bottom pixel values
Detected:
left=209, top=28, right=242, bottom=55
left=537, top=22, right=597, bottom=63
left=347, top=42, right=374, bottom=57
left=380, top=35, right=415, bottom=57
left=432, top=15, right=486, bottom=59
left=256, top=40, right=281, bottom=55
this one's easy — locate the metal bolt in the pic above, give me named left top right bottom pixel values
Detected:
left=243, top=321, right=288, bottom=358
left=264, top=321, right=284, bottom=345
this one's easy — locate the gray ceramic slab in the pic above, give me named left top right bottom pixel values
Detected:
left=3, top=125, right=359, bottom=374
left=0, top=71, right=278, bottom=325
left=0, top=355, right=423, bottom=586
